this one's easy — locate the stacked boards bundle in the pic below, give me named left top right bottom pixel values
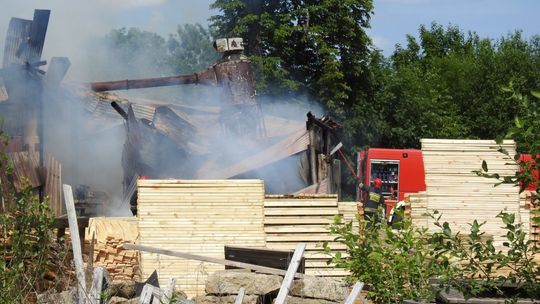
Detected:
left=87, top=217, right=140, bottom=281
left=417, top=139, right=524, bottom=249
left=264, top=195, right=358, bottom=277
left=137, top=179, right=267, bottom=297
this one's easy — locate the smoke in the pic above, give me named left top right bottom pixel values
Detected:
left=0, top=3, right=330, bottom=217
left=0, top=0, right=215, bottom=80
left=0, top=1, right=214, bottom=216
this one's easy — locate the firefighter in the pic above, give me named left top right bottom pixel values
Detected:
left=358, top=177, right=386, bottom=228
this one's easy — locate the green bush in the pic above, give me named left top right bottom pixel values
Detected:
left=326, top=209, right=540, bottom=303
left=0, top=127, right=55, bottom=303
left=325, top=209, right=448, bottom=303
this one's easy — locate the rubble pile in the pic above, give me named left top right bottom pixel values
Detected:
left=193, top=270, right=350, bottom=304
left=37, top=270, right=354, bottom=304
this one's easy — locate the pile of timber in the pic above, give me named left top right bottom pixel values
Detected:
left=92, top=236, right=141, bottom=281
left=136, top=180, right=358, bottom=298
left=264, top=195, right=358, bottom=277
left=86, top=217, right=140, bottom=282
left=409, top=139, right=524, bottom=249
left=406, top=191, right=428, bottom=226
left=137, top=179, right=267, bottom=297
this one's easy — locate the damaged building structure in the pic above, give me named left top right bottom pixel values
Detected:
left=89, top=37, right=344, bottom=214
left=0, top=10, right=344, bottom=216
left=0, top=9, right=68, bottom=216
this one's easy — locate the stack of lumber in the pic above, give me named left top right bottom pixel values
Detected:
left=264, top=195, right=358, bottom=277
left=419, top=139, right=522, bottom=249
left=93, top=236, right=141, bottom=281
left=521, top=191, right=539, bottom=245
left=406, top=191, right=429, bottom=227
left=86, top=217, right=140, bottom=281
left=137, top=179, right=267, bottom=298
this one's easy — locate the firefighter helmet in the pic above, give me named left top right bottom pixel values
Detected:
left=373, top=177, right=383, bottom=189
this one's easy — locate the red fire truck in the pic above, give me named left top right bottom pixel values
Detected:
left=356, top=148, right=538, bottom=215
left=356, top=148, right=426, bottom=214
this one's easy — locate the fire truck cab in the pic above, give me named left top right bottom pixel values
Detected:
left=357, top=148, right=426, bottom=214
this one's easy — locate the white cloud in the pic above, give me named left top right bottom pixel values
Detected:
left=369, top=34, right=392, bottom=51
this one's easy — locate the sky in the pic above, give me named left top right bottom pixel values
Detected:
left=0, top=0, right=539, bottom=70
left=370, top=0, right=540, bottom=55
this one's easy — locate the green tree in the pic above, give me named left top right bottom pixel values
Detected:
left=101, top=27, right=172, bottom=79
left=167, top=23, right=219, bottom=74
left=381, top=23, right=540, bottom=148
left=210, top=0, right=375, bottom=108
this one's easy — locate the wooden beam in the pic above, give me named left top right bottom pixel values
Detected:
left=63, top=184, right=88, bottom=304
left=234, top=287, right=245, bottom=304
left=163, top=277, right=176, bottom=303
left=122, top=243, right=304, bottom=279
left=89, top=267, right=111, bottom=304
left=274, top=243, right=306, bottom=304
left=344, top=282, right=364, bottom=304
left=138, top=284, right=153, bottom=304
left=138, top=284, right=164, bottom=304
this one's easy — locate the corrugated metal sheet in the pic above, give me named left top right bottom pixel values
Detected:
left=83, top=93, right=155, bottom=122
left=137, top=179, right=266, bottom=297
left=2, top=10, right=49, bottom=67
left=294, top=178, right=329, bottom=195
left=26, top=10, right=49, bottom=63
left=44, top=155, right=62, bottom=216
left=8, top=151, right=41, bottom=190
left=196, top=128, right=309, bottom=179
left=3, top=18, right=32, bottom=67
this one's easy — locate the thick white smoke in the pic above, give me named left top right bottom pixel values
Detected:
left=1, top=2, right=329, bottom=216
left=0, top=0, right=214, bottom=80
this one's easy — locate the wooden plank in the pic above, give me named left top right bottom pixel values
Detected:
left=266, top=235, right=336, bottom=242
left=264, top=200, right=338, bottom=207
left=124, top=243, right=304, bottom=279
left=87, top=231, right=95, bottom=280
left=163, top=277, right=176, bottom=303
left=138, top=179, right=264, bottom=187
left=63, top=184, right=88, bottom=304
left=264, top=225, right=331, bottom=233
left=138, top=284, right=154, bottom=304
left=264, top=217, right=335, bottom=225
left=265, top=194, right=338, bottom=199
left=264, top=209, right=338, bottom=216
left=275, top=243, right=306, bottom=304
left=344, top=282, right=364, bottom=304
left=89, top=267, right=111, bottom=304
left=234, top=287, right=245, bottom=304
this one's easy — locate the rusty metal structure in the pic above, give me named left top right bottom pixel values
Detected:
left=91, top=37, right=265, bottom=139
